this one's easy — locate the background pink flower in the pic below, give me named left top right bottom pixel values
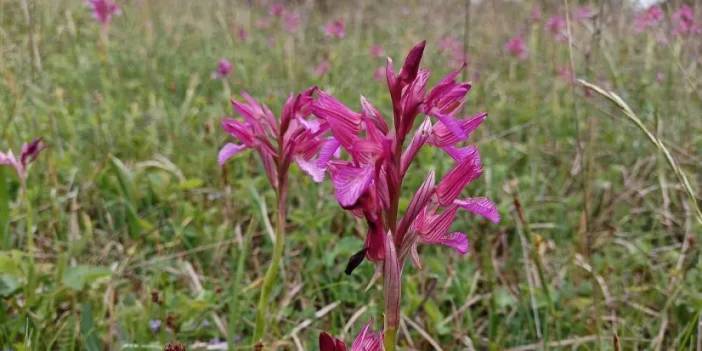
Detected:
left=86, top=0, right=121, bottom=26
left=214, top=59, right=233, bottom=79
left=504, top=34, right=528, bottom=60
left=546, top=15, right=568, bottom=41
left=672, top=5, right=701, bottom=36
left=634, top=5, right=664, bottom=32
left=324, top=19, right=346, bottom=39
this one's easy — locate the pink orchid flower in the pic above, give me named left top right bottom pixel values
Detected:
left=634, top=5, right=664, bottom=32
left=86, top=0, right=120, bottom=26
left=282, top=10, right=302, bottom=33
left=573, top=5, right=595, bottom=21
left=269, top=3, right=285, bottom=17
left=546, top=15, right=568, bottom=41
left=437, top=35, right=467, bottom=68
left=672, top=5, right=701, bottom=36
left=218, top=87, right=325, bottom=187
left=319, top=323, right=383, bottom=351
left=0, top=138, right=46, bottom=182
left=373, top=66, right=385, bottom=81
left=314, top=60, right=332, bottom=77
left=504, top=34, right=528, bottom=60
left=370, top=44, right=385, bottom=59
left=214, top=59, right=233, bottom=79
left=530, top=6, right=542, bottom=22
left=308, top=41, right=498, bottom=348
left=218, top=87, right=328, bottom=341
left=324, top=19, right=346, bottom=39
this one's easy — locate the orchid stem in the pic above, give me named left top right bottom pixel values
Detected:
left=383, top=327, right=397, bottom=351
left=253, top=191, right=286, bottom=343
left=0, top=168, right=9, bottom=250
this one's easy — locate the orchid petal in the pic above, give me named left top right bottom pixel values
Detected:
left=397, top=169, right=435, bottom=242
left=455, top=197, right=500, bottom=223
left=218, top=143, right=247, bottom=166
left=295, top=156, right=325, bottom=182
left=438, top=232, right=469, bottom=254
left=436, top=148, right=482, bottom=206
left=430, top=112, right=487, bottom=147
left=441, top=145, right=478, bottom=162
left=312, top=91, right=362, bottom=151
left=328, top=162, right=373, bottom=207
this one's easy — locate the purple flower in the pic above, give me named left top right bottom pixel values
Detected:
left=149, top=319, right=161, bottom=333
left=218, top=87, right=326, bottom=189
left=314, top=60, right=331, bottom=77
left=373, top=66, right=385, bottom=81
left=0, top=138, right=46, bottom=181
left=319, top=322, right=383, bottom=351
left=546, top=15, right=567, bottom=41
left=437, top=35, right=468, bottom=68
left=282, top=10, right=302, bottom=33
left=307, top=42, right=498, bottom=347
left=324, top=19, right=346, bottom=39
left=369, top=44, right=385, bottom=58
left=504, top=34, right=528, bottom=60
left=269, top=3, right=285, bottom=17
left=573, top=5, right=595, bottom=21
left=237, top=27, right=249, bottom=41
left=634, top=5, right=664, bottom=32
left=672, top=5, right=701, bottom=37
left=531, top=6, right=542, bottom=22
left=214, top=59, right=233, bottom=79
left=86, top=0, right=120, bottom=26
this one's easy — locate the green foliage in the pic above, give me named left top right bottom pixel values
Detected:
left=1, top=0, right=701, bottom=349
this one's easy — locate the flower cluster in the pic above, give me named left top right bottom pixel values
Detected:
left=504, top=34, right=528, bottom=60
left=634, top=4, right=664, bottom=32
left=319, top=323, right=383, bottom=351
left=0, top=138, right=46, bottom=182
left=86, top=0, right=121, bottom=26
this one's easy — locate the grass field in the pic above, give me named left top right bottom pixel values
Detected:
left=1, top=0, right=702, bottom=350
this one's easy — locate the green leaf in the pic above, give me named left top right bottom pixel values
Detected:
left=62, top=265, right=112, bottom=291
left=80, top=303, right=102, bottom=351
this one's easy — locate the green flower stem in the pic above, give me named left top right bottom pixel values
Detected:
left=0, top=168, right=9, bottom=250
left=384, top=327, right=397, bottom=351
left=253, top=191, right=286, bottom=343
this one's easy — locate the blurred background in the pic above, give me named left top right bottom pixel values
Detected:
left=1, top=0, right=701, bottom=349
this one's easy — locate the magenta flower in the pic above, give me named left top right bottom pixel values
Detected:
left=86, top=0, right=120, bottom=26
left=546, top=15, right=567, bottom=41
left=672, top=5, right=701, bottom=36
left=0, top=138, right=46, bottom=182
left=269, top=3, right=285, bottom=17
left=308, top=41, right=498, bottom=348
left=282, top=10, right=302, bottom=33
left=319, top=323, right=383, bottom=351
left=573, top=5, right=595, bottom=21
left=214, top=59, right=233, bottom=79
left=634, top=5, right=664, bottom=32
left=218, top=88, right=324, bottom=187
left=314, top=60, right=332, bottom=77
left=256, top=17, right=272, bottom=29
left=373, top=66, right=385, bottom=81
left=324, top=19, right=346, bottom=39
left=218, top=88, right=327, bottom=342
left=504, top=34, right=528, bottom=60
left=437, top=35, right=468, bottom=68
left=369, top=44, right=385, bottom=59
left=530, top=5, right=542, bottom=22
left=237, top=27, right=249, bottom=42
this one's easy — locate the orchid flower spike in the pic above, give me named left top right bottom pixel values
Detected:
left=0, top=138, right=46, bottom=182
left=86, top=0, right=121, bottom=26
left=319, top=322, right=383, bottom=351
